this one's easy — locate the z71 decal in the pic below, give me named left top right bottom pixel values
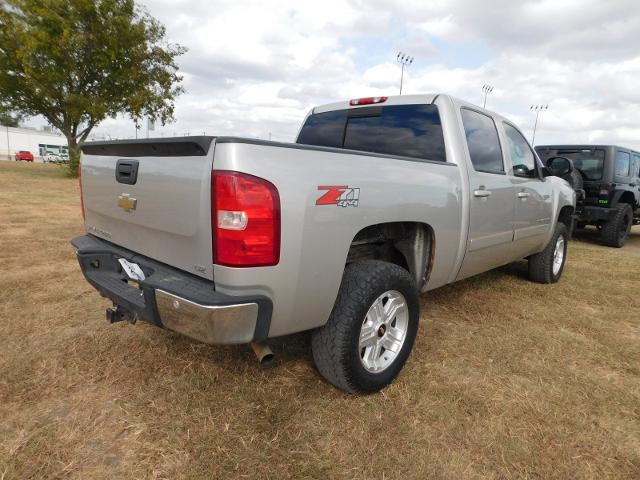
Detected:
left=316, top=186, right=360, bottom=207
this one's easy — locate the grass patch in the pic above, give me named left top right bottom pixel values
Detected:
left=0, top=159, right=71, bottom=179
left=1, top=161, right=639, bottom=479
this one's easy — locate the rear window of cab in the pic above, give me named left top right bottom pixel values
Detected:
left=296, top=104, right=447, bottom=163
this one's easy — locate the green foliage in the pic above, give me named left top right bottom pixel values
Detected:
left=0, top=102, right=25, bottom=126
left=0, top=0, right=186, bottom=174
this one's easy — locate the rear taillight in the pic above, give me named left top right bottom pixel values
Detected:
left=599, top=183, right=613, bottom=196
left=78, top=163, right=85, bottom=221
left=349, top=96, right=388, bottom=106
left=212, top=171, right=280, bottom=267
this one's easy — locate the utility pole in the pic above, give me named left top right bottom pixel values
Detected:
left=482, top=84, right=494, bottom=108
left=530, top=105, right=549, bottom=146
left=396, top=52, right=414, bottom=95
left=5, top=125, right=10, bottom=161
left=146, top=117, right=155, bottom=139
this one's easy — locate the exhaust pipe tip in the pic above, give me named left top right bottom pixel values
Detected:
left=250, top=342, right=274, bottom=365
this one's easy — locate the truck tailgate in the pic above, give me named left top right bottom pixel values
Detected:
left=80, top=138, right=215, bottom=280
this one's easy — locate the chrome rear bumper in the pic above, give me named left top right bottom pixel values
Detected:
left=156, top=290, right=258, bottom=344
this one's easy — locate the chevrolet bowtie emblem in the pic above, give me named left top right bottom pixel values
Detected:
left=117, top=194, right=137, bottom=212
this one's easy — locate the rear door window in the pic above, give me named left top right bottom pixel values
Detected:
left=297, top=104, right=446, bottom=162
left=460, top=109, right=504, bottom=174
left=615, top=150, right=631, bottom=177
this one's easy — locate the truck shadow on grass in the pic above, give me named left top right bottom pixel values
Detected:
left=571, top=226, right=608, bottom=246
left=571, top=224, right=640, bottom=248
left=137, top=262, right=534, bottom=382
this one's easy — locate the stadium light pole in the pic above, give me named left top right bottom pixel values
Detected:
left=530, top=105, right=549, bottom=146
left=397, top=52, right=414, bottom=95
left=5, top=125, right=10, bottom=160
left=482, top=84, right=494, bottom=108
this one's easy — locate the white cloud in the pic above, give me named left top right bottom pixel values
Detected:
left=43, top=0, right=637, bottom=150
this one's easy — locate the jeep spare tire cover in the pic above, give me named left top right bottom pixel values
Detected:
left=561, top=169, right=583, bottom=191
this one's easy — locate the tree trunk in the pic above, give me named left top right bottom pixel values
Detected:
left=66, top=136, right=80, bottom=177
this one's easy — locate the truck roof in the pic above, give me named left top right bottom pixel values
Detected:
left=311, top=93, right=514, bottom=125
left=535, top=144, right=640, bottom=155
left=312, top=94, right=439, bottom=114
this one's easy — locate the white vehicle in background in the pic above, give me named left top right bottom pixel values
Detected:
left=43, top=152, right=68, bottom=163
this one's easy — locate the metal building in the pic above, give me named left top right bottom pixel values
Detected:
left=1, top=125, right=68, bottom=161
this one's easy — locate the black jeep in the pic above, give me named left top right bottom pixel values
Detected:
left=536, top=145, right=640, bottom=247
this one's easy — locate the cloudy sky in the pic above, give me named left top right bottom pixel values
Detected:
left=82, top=0, right=640, bottom=148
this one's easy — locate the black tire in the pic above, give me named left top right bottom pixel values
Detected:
left=528, top=223, right=568, bottom=284
left=601, top=203, right=632, bottom=248
left=311, top=260, right=420, bottom=394
left=561, top=169, right=583, bottom=191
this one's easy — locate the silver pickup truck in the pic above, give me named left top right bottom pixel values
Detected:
left=72, top=93, right=576, bottom=393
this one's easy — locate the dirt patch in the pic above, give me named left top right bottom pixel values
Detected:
left=624, top=226, right=640, bottom=255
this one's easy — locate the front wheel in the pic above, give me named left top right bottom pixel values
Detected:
left=311, top=260, right=420, bottom=394
left=528, top=223, right=568, bottom=284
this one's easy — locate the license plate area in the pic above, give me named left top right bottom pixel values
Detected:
left=118, top=258, right=146, bottom=282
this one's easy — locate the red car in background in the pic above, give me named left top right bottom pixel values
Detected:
left=15, top=151, right=34, bottom=162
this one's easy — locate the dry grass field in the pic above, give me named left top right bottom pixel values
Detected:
left=1, top=160, right=639, bottom=480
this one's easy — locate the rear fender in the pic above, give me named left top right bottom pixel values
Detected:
left=611, top=190, right=637, bottom=209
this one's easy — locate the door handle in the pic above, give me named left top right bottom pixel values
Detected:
left=473, top=189, right=492, bottom=198
left=116, top=159, right=139, bottom=185
left=517, top=192, right=530, bottom=199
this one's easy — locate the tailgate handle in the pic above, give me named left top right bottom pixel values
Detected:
left=115, top=160, right=139, bottom=185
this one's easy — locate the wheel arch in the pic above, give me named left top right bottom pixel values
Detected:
left=346, top=221, right=435, bottom=291
left=557, top=205, right=574, bottom=232
left=613, top=190, right=637, bottom=208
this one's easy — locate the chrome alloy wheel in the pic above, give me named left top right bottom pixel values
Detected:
left=552, top=236, right=565, bottom=276
left=358, top=290, right=409, bottom=373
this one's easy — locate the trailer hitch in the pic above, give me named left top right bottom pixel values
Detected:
left=106, top=305, right=137, bottom=324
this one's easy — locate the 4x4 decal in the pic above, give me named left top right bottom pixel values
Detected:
left=316, top=186, right=360, bottom=207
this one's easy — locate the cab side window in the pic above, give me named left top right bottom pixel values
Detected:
left=461, top=109, right=504, bottom=174
left=615, top=150, right=631, bottom=177
left=632, top=154, right=640, bottom=179
left=503, top=123, right=537, bottom=178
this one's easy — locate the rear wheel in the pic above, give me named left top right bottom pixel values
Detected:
left=311, top=260, right=419, bottom=394
left=528, top=223, right=568, bottom=284
left=601, top=203, right=632, bottom=248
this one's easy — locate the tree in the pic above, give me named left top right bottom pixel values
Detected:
left=0, top=0, right=186, bottom=175
left=0, top=102, right=25, bottom=127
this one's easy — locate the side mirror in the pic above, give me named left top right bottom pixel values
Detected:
left=513, top=164, right=531, bottom=177
left=546, top=156, right=573, bottom=177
